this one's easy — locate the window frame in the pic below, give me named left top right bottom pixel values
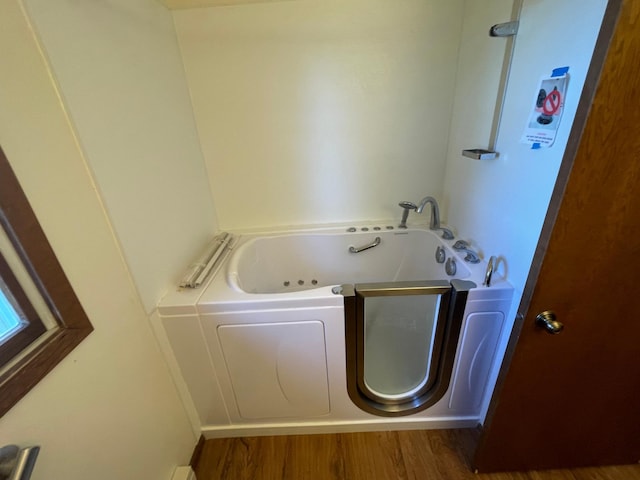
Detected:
left=0, top=146, right=93, bottom=417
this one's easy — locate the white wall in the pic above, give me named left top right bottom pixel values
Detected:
left=173, top=0, right=465, bottom=230
left=442, top=0, right=608, bottom=419
left=442, top=0, right=515, bottom=177
left=0, top=1, right=196, bottom=479
left=23, top=0, right=218, bottom=313
left=443, top=0, right=607, bottom=303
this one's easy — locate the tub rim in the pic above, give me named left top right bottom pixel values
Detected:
left=158, top=222, right=511, bottom=316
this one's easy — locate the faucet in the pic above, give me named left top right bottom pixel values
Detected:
left=415, top=196, right=454, bottom=239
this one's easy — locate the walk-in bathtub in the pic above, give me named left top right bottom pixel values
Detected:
left=156, top=224, right=514, bottom=438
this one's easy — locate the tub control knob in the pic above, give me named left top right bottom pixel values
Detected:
left=535, top=311, right=564, bottom=334
left=445, top=257, right=456, bottom=276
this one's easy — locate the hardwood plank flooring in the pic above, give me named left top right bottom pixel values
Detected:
left=192, top=429, right=640, bottom=480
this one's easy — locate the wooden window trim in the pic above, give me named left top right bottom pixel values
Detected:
left=0, top=146, right=93, bottom=417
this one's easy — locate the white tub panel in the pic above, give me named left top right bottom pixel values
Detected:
left=448, top=311, right=505, bottom=412
left=161, top=315, right=230, bottom=426
left=217, top=321, right=330, bottom=419
left=200, top=307, right=344, bottom=424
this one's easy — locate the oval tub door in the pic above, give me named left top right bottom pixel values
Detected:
left=342, top=279, right=475, bottom=416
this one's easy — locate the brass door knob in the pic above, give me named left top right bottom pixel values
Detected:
left=535, top=311, right=564, bottom=334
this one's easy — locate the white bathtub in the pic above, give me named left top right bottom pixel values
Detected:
left=157, top=224, right=514, bottom=438
left=228, top=228, right=472, bottom=294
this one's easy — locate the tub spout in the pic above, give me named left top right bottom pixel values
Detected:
left=415, top=196, right=454, bottom=239
left=415, top=196, right=439, bottom=228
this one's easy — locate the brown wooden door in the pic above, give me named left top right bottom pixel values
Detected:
left=474, top=0, right=640, bottom=472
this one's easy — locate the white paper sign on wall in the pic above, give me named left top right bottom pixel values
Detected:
left=522, top=67, right=570, bottom=149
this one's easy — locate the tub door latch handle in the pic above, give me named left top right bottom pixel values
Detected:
left=349, top=237, right=381, bottom=254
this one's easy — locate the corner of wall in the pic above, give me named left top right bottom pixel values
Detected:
left=172, top=466, right=196, bottom=480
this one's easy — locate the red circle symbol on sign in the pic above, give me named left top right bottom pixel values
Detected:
left=542, top=89, right=562, bottom=115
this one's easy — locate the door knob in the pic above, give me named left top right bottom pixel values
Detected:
left=535, top=311, right=564, bottom=334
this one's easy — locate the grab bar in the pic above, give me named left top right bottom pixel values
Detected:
left=349, top=236, right=381, bottom=254
left=484, top=256, right=497, bottom=287
left=180, top=232, right=235, bottom=288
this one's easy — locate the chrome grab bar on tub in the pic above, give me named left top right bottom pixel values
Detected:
left=349, top=237, right=381, bottom=254
left=484, top=256, right=496, bottom=287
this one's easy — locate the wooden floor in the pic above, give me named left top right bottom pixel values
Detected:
left=192, top=429, right=640, bottom=480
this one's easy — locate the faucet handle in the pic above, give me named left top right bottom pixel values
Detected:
left=437, top=227, right=455, bottom=240
left=453, top=240, right=470, bottom=250
left=452, top=240, right=481, bottom=263
left=464, top=252, right=481, bottom=264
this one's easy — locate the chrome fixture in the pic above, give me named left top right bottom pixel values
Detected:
left=445, top=257, right=457, bottom=276
left=415, top=196, right=454, bottom=240
left=415, top=196, right=439, bottom=228
left=462, top=149, right=498, bottom=160
left=452, top=240, right=481, bottom=264
left=489, top=20, right=519, bottom=37
left=437, top=227, right=455, bottom=240
left=398, top=201, right=417, bottom=228
left=535, top=311, right=564, bottom=334
left=349, top=236, right=381, bottom=254
left=484, top=256, right=497, bottom=286
left=435, top=246, right=446, bottom=264
left=0, top=445, right=40, bottom=480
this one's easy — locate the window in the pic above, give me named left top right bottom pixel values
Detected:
left=0, top=146, right=93, bottom=417
left=0, top=252, right=47, bottom=368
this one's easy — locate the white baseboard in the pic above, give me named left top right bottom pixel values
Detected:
left=171, top=466, right=195, bottom=480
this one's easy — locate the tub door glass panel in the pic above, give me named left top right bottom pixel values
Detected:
left=363, top=294, right=441, bottom=400
left=345, top=280, right=475, bottom=416
left=354, top=281, right=452, bottom=405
